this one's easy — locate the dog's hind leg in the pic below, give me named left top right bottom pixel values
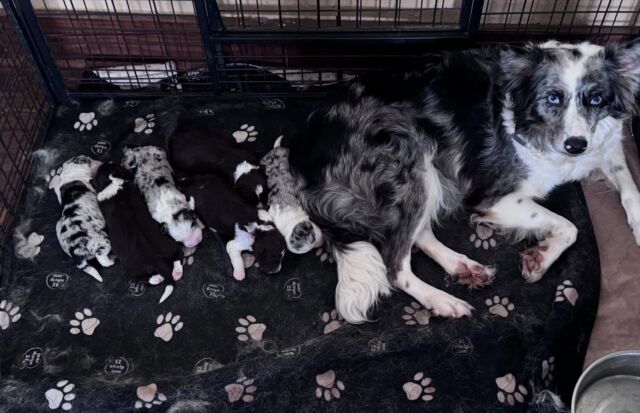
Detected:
left=480, top=193, right=578, bottom=283
left=96, top=243, right=115, bottom=267
left=171, top=260, right=183, bottom=281
left=415, top=227, right=495, bottom=288
left=395, top=254, right=473, bottom=318
left=226, top=239, right=246, bottom=281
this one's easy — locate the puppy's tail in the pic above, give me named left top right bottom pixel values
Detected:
left=78, top=262, right=103, bottom=282
left=332, top=241, right=391, bottom=324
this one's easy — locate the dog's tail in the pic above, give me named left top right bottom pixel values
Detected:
left=77, top=262, right=103, bottom=282
left=332, top=241, right=392, bottom=324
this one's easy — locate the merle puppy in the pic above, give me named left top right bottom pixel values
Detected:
left=289, top=40, right=640, bottom=323
left=260, top=135, right=323, bottom=254
left=179, top=174, right=286, bottom=281
left=53, top=155, right=112, bottom=282
left=170, top=121, right=268, bottom=205
left=122, top=145, right=203, bottom=248
left=95, top=162, right=184, bottom=303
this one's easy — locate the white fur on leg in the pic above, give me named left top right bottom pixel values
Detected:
left=226, top=239, right=247, bottom=281
left=332, top=241, right=391, bottom=324
left=172, top=260, right=183, bottom=281
left=81, top=264, right=103, bottom=282
left=96, top=174, right=124, bottom=201
left=268, top=204, right=322, bottom=254
left=395, top=256, right=473, bottom=318
left=96, top=252, right=115, bottom=267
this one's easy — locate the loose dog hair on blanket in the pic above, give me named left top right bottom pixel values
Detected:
left=53, top=155, right=112, bottom=282
left=169, top=120, right=268, bottom=205
left=260, top=135, right=323, bottom=254
left=122, top=145, right=203, bottom=248
left=289, top=39, right=640, bottom=324
left=179, top=174, right=286, bottom=281
left=95, top=162, right=184, bottom=303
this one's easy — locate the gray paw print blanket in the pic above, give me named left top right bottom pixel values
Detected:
left=0, top=96, right=599, bottom=412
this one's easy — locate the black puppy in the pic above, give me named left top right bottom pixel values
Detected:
left=94, top=162, right=184, bottom=303
left=179, top=174, right=286, bottom=281
left=170, top=121, right=268, bottom=205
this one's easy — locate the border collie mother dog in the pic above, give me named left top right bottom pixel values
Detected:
left=288, top=40, right=640, bottom=324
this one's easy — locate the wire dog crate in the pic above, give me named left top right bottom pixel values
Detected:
left=0, top=0, right=639, bottom=261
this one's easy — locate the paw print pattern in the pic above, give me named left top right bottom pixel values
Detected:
left=0, top=300, right=21, bottom=330
left=236, top=315, right=266, bottom=342
left=542, top=357, right=555, bottom=387
left=46, top=167, right=63, bottom=190
left=225, top=377, right=256, bottom=403
left=402, top=301, right=431, bottom=326
left=181, top=255, right=194, bottom=267
left=45, top=380, right=76, bottom=411
left=315, top=370, right=345, bottom=401
left=134, top=383, right=167, bottom=409
left=15, top=232, right=44, bottom=259
left=74, top=112, right=98, bottom=131
left=321, top=309, right=343, bottom=334
left=134, top=113, right=156, bottom=134
left=555, top=280, right=578, bottom=306
left=315, top=244, right=334, bottom=263
left=232, top=124, right=258, bottom=143
left=469, top=221, right=497, bottom=249
left=69, top=308, right=100, bottom=335
left=403, top=372, right=436, bottom=402
left=154, top=312, right=183, bottom=342
left=496, top=373, right=528, bottom=406
left=485, top=296, right=515, bottom=318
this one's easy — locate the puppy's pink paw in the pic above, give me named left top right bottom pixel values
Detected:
left=171, top=260, right=183, bottom=281
left=233, top=270, right=246, bottom=281
left=455, top=262, right=495, bottom=288
left=520, top=244, right=547, bottom=283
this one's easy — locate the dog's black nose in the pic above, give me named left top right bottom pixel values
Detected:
left=564, top=136, right=588, bottom=155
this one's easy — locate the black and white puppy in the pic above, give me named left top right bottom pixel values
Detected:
left=170, top=121, right=268, bottom=205
left=122, top=145, right=203, bottom=248
left=95, top=162, right=183, bottom=303
left=289, top=39, right=640, bottom=323
left=179, top=174, right=286, bottom=281
left=260, top=135, right=323, bottom=254
left=53, top=155, right=112, bottom=282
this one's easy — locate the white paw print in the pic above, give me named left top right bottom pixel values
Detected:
left=555, top=280, right=579, bottom=306
left=315, top=370, right=345, bottom=401
left=69, top=308, right=100, bottom=336
left=485, top=296, right=515, bottom=318
left=321, top=309, right=343, bottom=334
left=403, top=371, right=436, bottom=402
left=181, top=255, right=195, bottom=267
left=45, top=380, right=76, bottom=411
left=154, top=312, right=183, bottom=342
left=542, top=356, right=555, bottom=387
left=236, top=315, right=266, bottom=342
left=15, top=231, right=45, bottom=259
left=469, top=221, right=497, bottom=249
left=232, top=124, right=258, bottom=143
left=74, top=112, right=98, bottom=131
left=134, top=113, right=156, bottom=134
left=0, top=300, right=21, bottom=330
left=134, top=383, right=167, bottom=409
left=46, top=166, right=63, bottom=190
left=225, top=376, right=256, bottom=403
left=315, top=245, right=334, bottom=263
left=496, top=373, right=528, bottom=406
left=402, top=301, right=431, bottom=326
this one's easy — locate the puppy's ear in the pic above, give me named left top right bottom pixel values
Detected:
left=188, top=196, right=195, bottom=210
left=499, top=44, right=543, bottom=91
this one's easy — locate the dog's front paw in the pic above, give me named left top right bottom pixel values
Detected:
left=422, top=291, right=474, bottom=318
left=520, top=244, right=548, bottom=283
left=454, top=261, right=496, bottom=288
left=233, top=268, right=246, bottom=281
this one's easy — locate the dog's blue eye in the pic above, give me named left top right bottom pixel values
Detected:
left=547, top=94, right=561, bottom=105
left=589, top=96, right=603, bottom=106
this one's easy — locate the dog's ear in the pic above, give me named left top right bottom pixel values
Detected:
left=606, top=38, right=640, bottom=114
left=499, top=44, right=543, bottom=91
left=188, top=196, right=195, bottom=210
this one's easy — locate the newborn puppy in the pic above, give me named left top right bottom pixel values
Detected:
left=95, top=162, right=184, bottom=303
left=261, top=136, right=323, bottom=254
left=53, top=155, right=112, bottom=282
left=179, top=174, right=286, bottom=280
left=122, top=145, right=203, bottom=248
left=170, top=121, right=268, bottom=205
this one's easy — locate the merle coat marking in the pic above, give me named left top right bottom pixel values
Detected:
left=54, top=155, right=112, bottom=282
left=288, top=40, right=640, bottom=324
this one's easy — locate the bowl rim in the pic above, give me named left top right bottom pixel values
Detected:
left=572, top=350, right=640, bottom=412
